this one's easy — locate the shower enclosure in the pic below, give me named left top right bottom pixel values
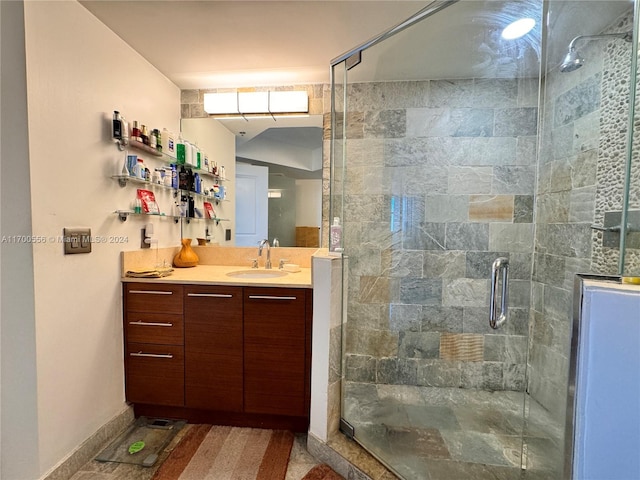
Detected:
left=330, top=0, right=639, bottom=478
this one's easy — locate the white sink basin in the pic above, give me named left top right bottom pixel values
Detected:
left=226, top=269, right=288, bottom=279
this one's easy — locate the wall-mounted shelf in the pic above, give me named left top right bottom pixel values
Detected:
left=118, top=139, right=227, bottom=181
left=117, top=138, right=163, bottom=156
left=112, top=175, right=175, bottom=190
left=114, top=210, right=228, bottom=225
left=111, top=176, right=227, bottom=203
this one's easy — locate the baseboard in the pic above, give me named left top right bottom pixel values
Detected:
left=134, top=403, right=309, bottom=432
left=40, top=405, right=134, bottom=480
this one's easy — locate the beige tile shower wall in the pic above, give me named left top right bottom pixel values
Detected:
left=340, top=78, right=537, bottom=392
left=531, top=7, right=635, bottom=420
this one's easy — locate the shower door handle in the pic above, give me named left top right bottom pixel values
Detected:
left=490, top=257, right=509, bottom=329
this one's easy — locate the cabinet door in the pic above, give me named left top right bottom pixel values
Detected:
left=184, top=285, right=243, bottom=412
left=244, top=287, right=308, bottom=417
left=125, top=342, right=184, bottom=406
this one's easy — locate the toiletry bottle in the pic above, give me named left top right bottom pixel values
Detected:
left=141, top=125, right=149, bottom=145
left=179, top=166, right=188, bottom=190
left=132, top=121, right=141, bottom=142
left=132, top=158, right=143, bottom=179
left=188, top=196, right=195, bottom=218
left=187, top=168, right=194, bottom=191
left=191, top=143, right=198, bottom=168
left=330, top=217, right=342, bottom=253
left=171, top=164, right=178, bottom=189
left=154, top=129, right=162, bottom=152
left=194, top=173, right=201, bottom=193
left=121, top=117, right=129, bottom=145
left=176, top=134, right=186, bottom=164
left=162, top=128, right=176, bottom=158
left=221, top=165, right=226, bottom=179
left=127, top=154, right=137, bottom=176
left=112, top=111, right=122, bottom=139
left=184, top=140, right=193, bottom=166
left=149, top=129, right=157, bottom=149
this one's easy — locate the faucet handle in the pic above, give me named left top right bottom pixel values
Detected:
left=279, top=259, right=290, bottom=270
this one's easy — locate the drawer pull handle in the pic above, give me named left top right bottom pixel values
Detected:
left=248, top=295, right=297, bottom=300
left=129, top=290, right=173, bottom=295
left=130, top=351, right=173, bottom=359
left=187, top=293, right=233, bottom=298
left=129, top=321, right=173, bottom=327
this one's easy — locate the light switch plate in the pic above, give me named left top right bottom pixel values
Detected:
left=63, top=228, right=91, bottom=254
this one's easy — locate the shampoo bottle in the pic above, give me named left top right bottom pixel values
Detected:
left=330, top=217, right=342, bottom=253
left=176, top=134, right=186, bottom=164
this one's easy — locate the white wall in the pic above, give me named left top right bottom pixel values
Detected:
left=181, top=118, right=236, bottom=245
left=20, top=1, right=181, bottom=476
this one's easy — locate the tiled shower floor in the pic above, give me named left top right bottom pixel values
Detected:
left=343, top=382, right=564, bottom=480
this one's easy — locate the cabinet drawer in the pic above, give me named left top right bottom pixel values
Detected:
left=243, top=287, right=306, bottom=318
left=125, top=342, right=184, bottom=407
left=124, top=283, right=183, bottom=314
left=125, top=312, right=183, bottom=345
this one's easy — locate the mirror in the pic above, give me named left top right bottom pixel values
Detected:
left=181, top=115, right=323, bottom=247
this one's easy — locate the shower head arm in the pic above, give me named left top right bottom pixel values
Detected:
left=567, top=31, right=633, bottom=52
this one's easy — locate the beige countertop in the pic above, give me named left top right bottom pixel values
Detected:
left=122, top=264, right=312, bottom=288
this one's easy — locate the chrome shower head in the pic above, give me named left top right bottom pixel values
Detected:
left=560, top=31, right=632, bottom=73
left=560, top=47, right=584, bottom=73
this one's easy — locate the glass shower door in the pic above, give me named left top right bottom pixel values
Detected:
left=334, top=1, right=546, bottom=478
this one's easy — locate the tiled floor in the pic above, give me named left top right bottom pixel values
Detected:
left=68, top=427, right=320, bottom=480
left=343, top=382, right=564, bottom=480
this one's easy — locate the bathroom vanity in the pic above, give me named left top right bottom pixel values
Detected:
left=121, top=247, right=314, bottom=432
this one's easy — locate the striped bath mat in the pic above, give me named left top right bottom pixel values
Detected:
left=151, top=424, right=294, bottom=480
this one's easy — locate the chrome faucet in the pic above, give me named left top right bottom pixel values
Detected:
left=258, top=239, right=272, bottom=269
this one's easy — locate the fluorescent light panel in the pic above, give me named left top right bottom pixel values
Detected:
left=204, top=91, right=308, bottom=115
left=203, top=92, right=238, bottom=114
left=269, top=91, right=308, bottom=113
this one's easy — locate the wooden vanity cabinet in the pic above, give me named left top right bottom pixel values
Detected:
left=122, top=281, right=312, bottom=431
left=123, top=283, right=184, bottom=407
left=184, top=285, right=243, bottom=412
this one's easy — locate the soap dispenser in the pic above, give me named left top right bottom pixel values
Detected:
left=330, top=217, right=342, bottom=254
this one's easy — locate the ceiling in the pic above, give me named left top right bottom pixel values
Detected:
left=79, top=0, right=427, bottom=89
left=80, top=0, right=633, bottom=89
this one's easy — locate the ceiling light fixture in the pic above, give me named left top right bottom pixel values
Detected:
left=501, top=18, right=536, bottom=40
left=204, top=91, right=309, bottom=117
